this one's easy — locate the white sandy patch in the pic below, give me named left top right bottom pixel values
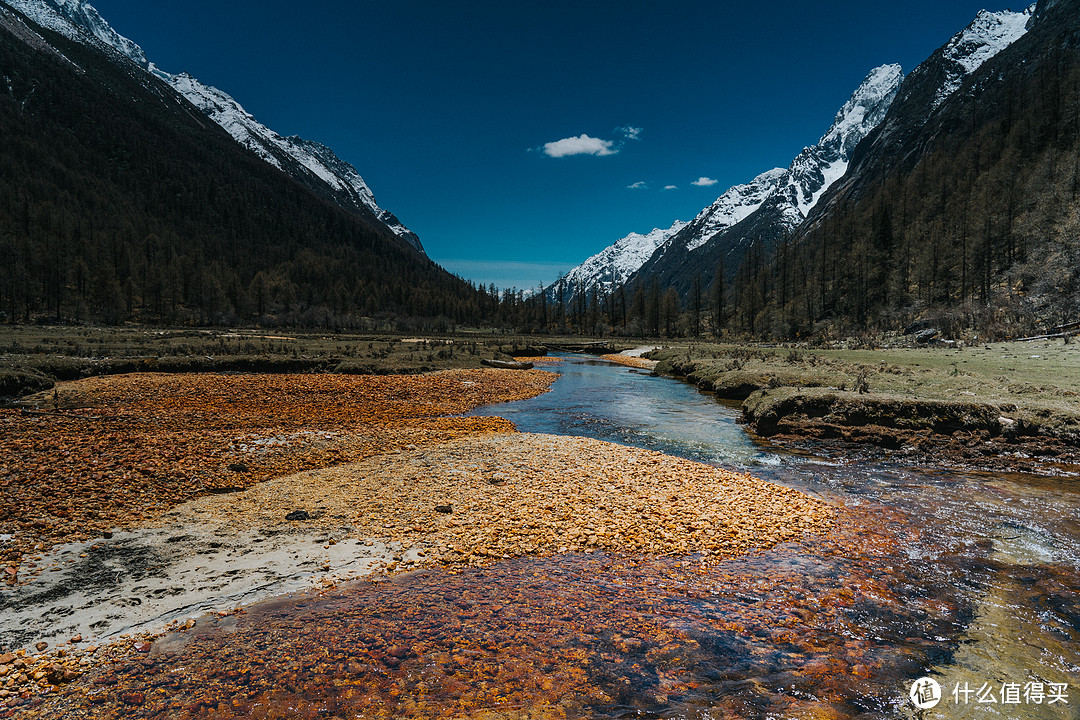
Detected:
left=0, top=512, right=415, bottom=653
left=620, top=345, right=663, bottom=357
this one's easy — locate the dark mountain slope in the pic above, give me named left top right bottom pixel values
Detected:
left=785, top=0, right=1080, bottom=336
left=0, top=6, right=480, bottom=326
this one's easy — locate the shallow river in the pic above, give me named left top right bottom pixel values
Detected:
left=40, top=356, right=1080, bottom=719
left=471, top=357, right=1080, bottom=719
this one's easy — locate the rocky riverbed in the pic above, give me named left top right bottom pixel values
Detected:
left=0, top=368, right=835, bottom=714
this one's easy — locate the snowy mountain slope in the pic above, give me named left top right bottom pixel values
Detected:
left=166, top=73, right=421, bottom=248
left=930, top=6, right=1035, bottom=108
left=811, top=5, right=1038, bottom=221
left=683, top=168, right=787, bottom=253
left=167, top=73, right=422, bottom=251
left=0, top=3, right=79, bottom=69
left=547, top=220, right=687, bottom=301
left=778, top=63, right=903, bottom=218
left=2, top=0, right=144, bottom=66
left=1, top=0, right=423, bottom=253
left=622, top=63, right=902, bottom=298
left=716, top=64, right=902, bottom=243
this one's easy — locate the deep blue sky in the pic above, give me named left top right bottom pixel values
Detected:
left=89, top=0, right=1008, bottom=290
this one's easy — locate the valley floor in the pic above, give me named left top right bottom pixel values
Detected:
left=0, top=366, right=831, bottom=715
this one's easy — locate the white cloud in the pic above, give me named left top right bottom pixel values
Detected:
left=541, top=134, right=617, bottom=158
left=691, top=176, right=719, bottom=187
left=663, top=185, right=678, bottom=190
left=617, top=125, right=643, bottom=141
left=627, top=181, right=648, bottom=190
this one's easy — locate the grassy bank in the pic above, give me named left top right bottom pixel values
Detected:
left=0, top=326, right=628, bottom=401
left=649, top=340, right=1080, bottom=467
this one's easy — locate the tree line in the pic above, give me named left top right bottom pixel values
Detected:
left=510, top=14, right=1080, bottom=341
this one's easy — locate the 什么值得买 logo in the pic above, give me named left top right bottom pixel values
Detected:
left=909, top=676, right=1070, bottom=709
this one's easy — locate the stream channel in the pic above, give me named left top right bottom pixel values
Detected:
left=41, top=355, right=1080, bottom=719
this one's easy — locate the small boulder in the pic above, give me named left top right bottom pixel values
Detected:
left=914, top=328, right=940, bottom=344
left=903, top=320, right=932, bottom=335
left=46, top=666, right=80, bottom=685
left=434, top=504, right=453, bottom=514
left=120, top=691, right=146, bottom=706
left=285, top=510, right=310, bottom=521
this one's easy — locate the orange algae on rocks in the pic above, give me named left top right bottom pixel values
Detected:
left=303, top=433, right=835, bottom=566
left=25, top=506, right=936, bottom=720
left=599, top=353, right=658, bottom=370
left=0, top=369, right=557, bottom=566
left=172, top=431, right=834, bottom=573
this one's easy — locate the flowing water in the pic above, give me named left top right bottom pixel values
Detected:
left=34, top=355, right=1080, bottom=719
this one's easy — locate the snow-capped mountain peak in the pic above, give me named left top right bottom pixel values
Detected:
left=685, top=168, right=787, bottom=252
left=783, top=63, right=903, bottom=217
left=931, top=5, right=1035, bottom=107
left=549, top=220, right=688, bottom=299
left=4, top=0, right=422, bottom=252
left=686, top=63, right=903, bottom=249
left=818, top=64, right=904, bottom=159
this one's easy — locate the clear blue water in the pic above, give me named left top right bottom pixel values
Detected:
left=468, top=356, right=770, bottom=468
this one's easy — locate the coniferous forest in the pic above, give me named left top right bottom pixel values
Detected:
left=1, top=0, right=1078, bottom=340
left=0, top=15, right=499, bottom=330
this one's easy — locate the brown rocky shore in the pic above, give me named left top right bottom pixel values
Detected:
left=0, top=368, right=834, bottom=714
left=742, top=387, right=1080, bottom=471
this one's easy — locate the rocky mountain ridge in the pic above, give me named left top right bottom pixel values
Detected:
left=1, top=0, right=423, bottom=252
